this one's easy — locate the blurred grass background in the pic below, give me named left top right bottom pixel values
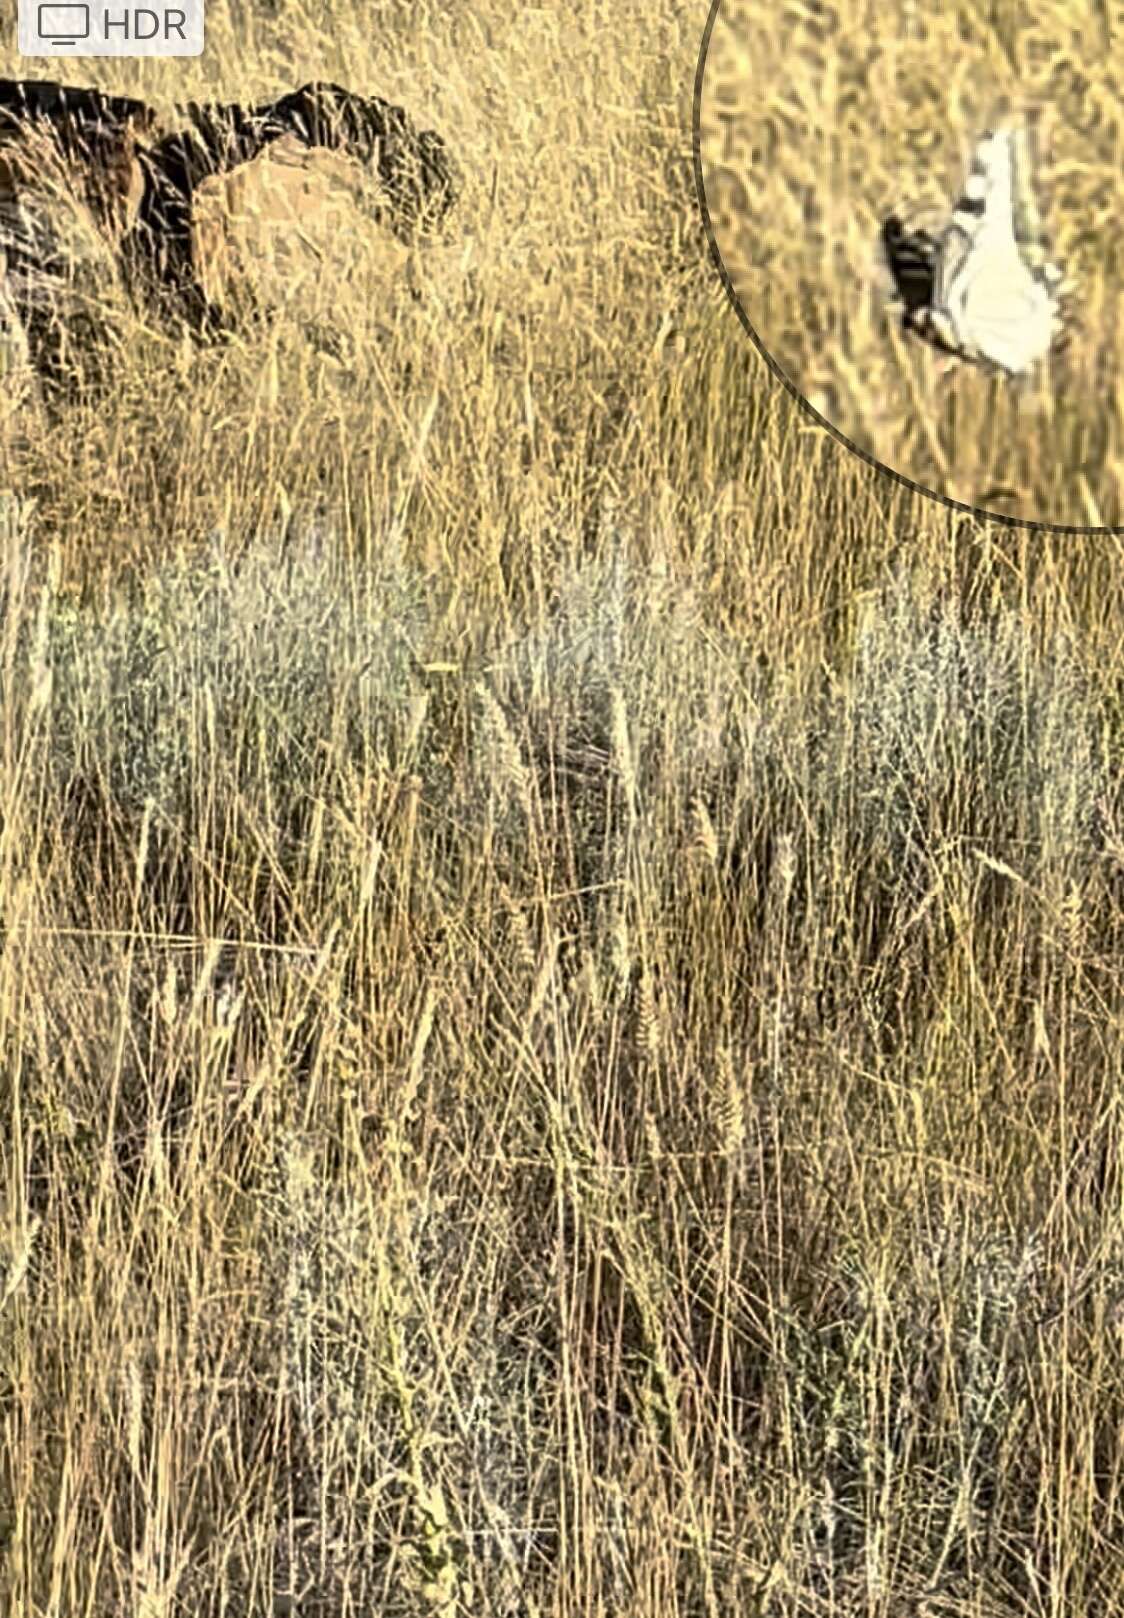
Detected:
left=0, top=0, right=1124, bottom=1613
left=698, top=0, right=1124, bottom=528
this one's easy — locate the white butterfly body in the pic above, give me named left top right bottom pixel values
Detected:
left=885, top=124, right=1068, bottom=377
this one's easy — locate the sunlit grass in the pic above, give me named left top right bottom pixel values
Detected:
left=1, top=2, right=1124, bottom=1614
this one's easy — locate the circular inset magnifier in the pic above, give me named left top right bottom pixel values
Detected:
left=694, top=0, right=1119, bottom=533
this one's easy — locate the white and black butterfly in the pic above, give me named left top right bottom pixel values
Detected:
left=883, top=123, right=1069, bottom=376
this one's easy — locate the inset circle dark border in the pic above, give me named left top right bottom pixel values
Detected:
left=691, top=0, right=1121, bottom=536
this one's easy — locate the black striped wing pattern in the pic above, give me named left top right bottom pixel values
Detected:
left=883, top=123, right=1068, bottom=377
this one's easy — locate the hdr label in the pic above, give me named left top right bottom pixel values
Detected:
left=18, top=0, right=203, bottom=56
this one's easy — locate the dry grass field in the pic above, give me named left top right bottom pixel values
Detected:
left=1, top=0, right=1124, bottom=1614
left=698, top=0, right=1124, bottom=528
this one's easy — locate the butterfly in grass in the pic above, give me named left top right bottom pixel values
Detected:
left=882, top=122, right=1071, bottom=376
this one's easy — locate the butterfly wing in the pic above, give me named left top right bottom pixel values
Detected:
left=882, top=214, right=939, bottom=316
left=930, top=126, right=1061, bottom=375
left=888, top=123, right=1067, bottom=377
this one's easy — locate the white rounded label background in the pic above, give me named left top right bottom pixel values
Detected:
left=693, top=0, right=1120, bottom=533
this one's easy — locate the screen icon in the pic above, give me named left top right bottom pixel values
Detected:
left=37, top=2, right=90, bottom=42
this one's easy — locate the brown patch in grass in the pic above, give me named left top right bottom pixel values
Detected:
left=190, top=133, right=414, bottom=321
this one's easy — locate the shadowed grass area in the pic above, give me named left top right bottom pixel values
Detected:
left=2, top=3, right=1124, bottom=1616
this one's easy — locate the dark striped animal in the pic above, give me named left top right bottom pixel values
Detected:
left=0, top=78, right=158, bottom=391
left=0, top=77, right=461, bottom=394
left=124, top=81, right=461, bottom=336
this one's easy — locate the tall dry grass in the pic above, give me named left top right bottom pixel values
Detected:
left=1, top=1, right=1124, bottom=1615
